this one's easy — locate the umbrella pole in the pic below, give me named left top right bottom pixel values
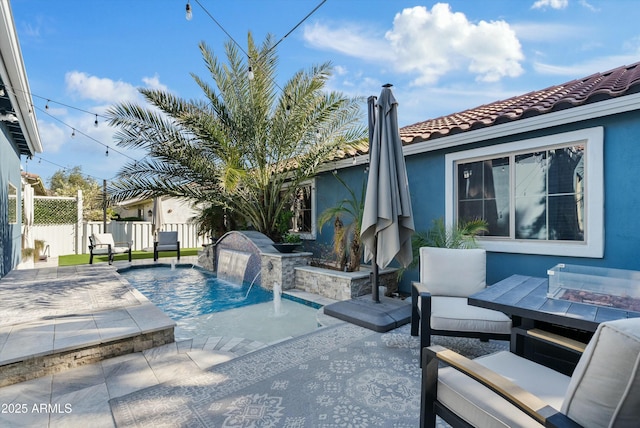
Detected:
left=371, top=236, right=380, bottom=303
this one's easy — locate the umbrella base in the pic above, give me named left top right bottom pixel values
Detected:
left=323, top=295, right=411, bottom=332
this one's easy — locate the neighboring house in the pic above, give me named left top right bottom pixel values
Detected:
left=314, top=61, right=640, bottom=292
left=0, top=1, right=42, bottom=277
left=115, top=196, right=201, bottom=224
left=21, top=171, right=47, bottom=196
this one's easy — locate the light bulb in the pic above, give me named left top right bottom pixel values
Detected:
left=94, top=114, right=98, bottom=127
left=105, top=147, right=109, bottom=157
left=45, top=100, right=49, bottom=110
left=71, top=129, right=76, bottom=138
left=185, top=2, right=192, bottom=20
left=248, top=66, right=254, bottom=80
left=0, top=86, right=4, bottom=97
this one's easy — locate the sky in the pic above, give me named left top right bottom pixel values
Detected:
left=8, top=0, right=640, bottom=186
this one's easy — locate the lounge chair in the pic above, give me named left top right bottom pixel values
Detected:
left=411, top=247, right=511, bottom=365
left=421, top=317, right=640, bottom=428
left=154, top=231, right=180, bottom=261
left=89, top=233, right=132, bottom=265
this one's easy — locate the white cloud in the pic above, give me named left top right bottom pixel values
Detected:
left=65, top=71, right=140, bottom=103
left=579, top=0, right=599, bottom=12
left=142, top=74, right=169, bottom=92
left=531, top=0, right=569, bottom=10
left=37, top=120, right=66, bottom=153
left=385, top=4, right=524, bottom=84
left=303, top=22, right=392, bottom=62
left=304, top=3, right=524, bottom=86
left=511, top=22, right=583, bottom=42
left=533, top=53, right=640, bottom=77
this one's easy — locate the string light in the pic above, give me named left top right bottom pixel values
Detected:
left=45, top=100, right=49, bottom=110
left=247, top=65, right=254, bottom=81
left=0, top=85, right=5, bottom=96
left=185, top=1, right=192, bottom=21
left=71, top=128, right=76, bottom=138
left=105, top=147, right=109, bottom=157
left=94, top=114, right=99, bottom=127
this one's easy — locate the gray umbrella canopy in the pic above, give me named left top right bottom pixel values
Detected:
left=152, top=197, right=165, bottom=237
left=361, top=84, right=415, bottom=301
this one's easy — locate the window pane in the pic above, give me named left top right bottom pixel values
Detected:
left=548, top=194, right=584, bottom=240
left=515, top=152, right=546, bottom=197
left=515, top=196, right=547, bottom=239
left=291, top=185, right=312, bottom=233
left=457, top=158, right=509, bottom=236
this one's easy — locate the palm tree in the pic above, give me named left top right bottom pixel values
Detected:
left=317, top=173, right=366, bottom=271
left=106, top=33, right=366, bottom=241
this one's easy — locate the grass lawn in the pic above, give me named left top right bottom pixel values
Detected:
left=58, top=248, right=200, bottom=266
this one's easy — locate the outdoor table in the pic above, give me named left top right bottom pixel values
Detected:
left=469, top=274, right=640, bottom=375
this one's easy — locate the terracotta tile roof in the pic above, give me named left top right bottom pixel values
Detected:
left=399, top=61, right=640, bottom=145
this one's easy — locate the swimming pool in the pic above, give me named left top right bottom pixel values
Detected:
left=119, top=265, right=322, bottom=343
left=119, top=265, right=275, bottom=319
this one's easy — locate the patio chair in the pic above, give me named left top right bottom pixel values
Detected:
left=154, top=231, right=180, bottom=261
left=421, top=317, right=640, bottom=428
left=411, top=247, right=511, bottom=364
left=89, top=233, right=132, bottom=265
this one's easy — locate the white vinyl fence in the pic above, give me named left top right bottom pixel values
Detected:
left=32, top=222, right=205, bottom=257
left=25, top=189, right=205, bottom=257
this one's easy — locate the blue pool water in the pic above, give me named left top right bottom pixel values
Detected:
left=120, top=266, right=273, bottom=320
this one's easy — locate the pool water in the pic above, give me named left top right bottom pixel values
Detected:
left=120, top=266, right=274, bottom=320
left=119, top=265, right=322, bottom=343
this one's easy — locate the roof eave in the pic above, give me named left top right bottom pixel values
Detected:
left=0, top=0, right=42, bottom=156
left=402, top=91, right=640, bottom=157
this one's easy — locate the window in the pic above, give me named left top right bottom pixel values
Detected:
left=445, top=127, right=603, bottom=257
left=282, top=179, right=316, bottom=239
left=8, top=183, right=17, bottom=224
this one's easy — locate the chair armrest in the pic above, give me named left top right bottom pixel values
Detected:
left=424, top=345, right=582, bottom=428
left=114, top=241, right=131, bottom=248
left=526, top=329, right=587, bottom=354
left=411, top=281, right=431, bottom=296
left=91, top=243, right=111, bottom=249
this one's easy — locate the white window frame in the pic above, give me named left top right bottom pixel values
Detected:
left=285, top=178, right=316, bottom=240
left=445, top=127, right=604, bottom=258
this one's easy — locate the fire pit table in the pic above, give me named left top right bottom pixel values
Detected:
left=469, top=272, right=640, bottom=375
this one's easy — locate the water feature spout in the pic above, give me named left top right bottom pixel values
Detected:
left=217, top=249, right=251, bottom=285
left=245, top=270, right=262, bottom=299
left=273, top=282, right=282, bottom=316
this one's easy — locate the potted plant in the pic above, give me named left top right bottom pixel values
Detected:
left=273, top=232, right=302, bottom=253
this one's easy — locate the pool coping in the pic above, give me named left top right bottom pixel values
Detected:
left=0, top=260, right=182, bottom=387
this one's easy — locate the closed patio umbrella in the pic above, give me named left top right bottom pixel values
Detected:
left=152, top=197, right=165, bottom=237
left=361, top=84, right=415, bottom=302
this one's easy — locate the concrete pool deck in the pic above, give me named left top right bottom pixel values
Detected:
left=0, top=257, right=344, bottom=427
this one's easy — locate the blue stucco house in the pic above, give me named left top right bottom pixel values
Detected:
left=0, top=1, right=42, bottom=277
left=311, top=62, right=640, bottom=293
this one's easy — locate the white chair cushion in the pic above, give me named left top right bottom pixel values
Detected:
left=92, top=233, right=115, bottom=247
left=427, top=296, right=511, bottom=334
left=562, top=317, right=640, bottom=428
left=438, top=351, right=570, bottom=428
left=156, top=244, right=177, bottom=251
left=420, top=247, right=486, bottom=297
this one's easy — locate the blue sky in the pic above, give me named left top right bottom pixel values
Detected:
left=10, top=0, right=640, bottom=185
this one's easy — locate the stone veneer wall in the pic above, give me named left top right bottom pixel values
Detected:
left=261, top=252, right=312, bottom=291
left=294, top=266, right=398, bottom=301
left=0, top=328, right=173, bottom=388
